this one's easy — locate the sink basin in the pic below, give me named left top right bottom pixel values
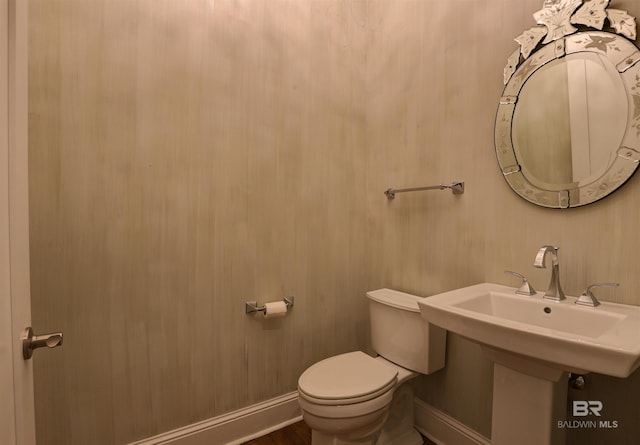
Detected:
left=417, top=282, right=640, bottom=378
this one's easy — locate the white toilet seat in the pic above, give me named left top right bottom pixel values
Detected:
left=298, top=388, right=394, bottom=419
left=298, top=351, right=398, bottom=406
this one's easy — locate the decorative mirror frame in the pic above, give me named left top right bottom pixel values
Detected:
left=495, top=0, right=640, bottom=208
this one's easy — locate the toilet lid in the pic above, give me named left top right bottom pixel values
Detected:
left=298, top=351, right=398, bottom=403
left=366, top=288, right=421, bottom=312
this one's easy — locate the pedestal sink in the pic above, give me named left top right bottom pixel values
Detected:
left=417, top=283, right=640, bottom=445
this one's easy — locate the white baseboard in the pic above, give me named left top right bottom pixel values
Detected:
left=128, top=392, right=489, bottom=445
left=414, top=399, right=491, bottom=445
left=127, top=391, right=302, bottom=445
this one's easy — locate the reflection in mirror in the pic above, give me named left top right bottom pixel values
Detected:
left=513, top=53, right=628, bottom=191
left=495, top=0, right=640, bottom=208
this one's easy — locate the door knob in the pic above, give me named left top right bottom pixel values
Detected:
left=22, top=326, right=63, bottom=360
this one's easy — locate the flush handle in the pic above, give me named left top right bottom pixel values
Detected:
left=22, top=326, right=63, bottom=360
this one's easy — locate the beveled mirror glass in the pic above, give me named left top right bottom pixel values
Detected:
left=495, top=0, right=640, bottom=208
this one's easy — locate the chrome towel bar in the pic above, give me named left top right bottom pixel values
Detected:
left=384, top=181, right=464, bottom=199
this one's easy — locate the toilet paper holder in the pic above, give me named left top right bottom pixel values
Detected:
left=245, top=296, right=294, bottom=314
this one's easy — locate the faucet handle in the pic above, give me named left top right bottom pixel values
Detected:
left=504, top=270, right=537, bottom=296
left=575, top=283, right=620, bottom=307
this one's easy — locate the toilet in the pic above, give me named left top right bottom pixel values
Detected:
left=297, top=289, right=447, bottom=445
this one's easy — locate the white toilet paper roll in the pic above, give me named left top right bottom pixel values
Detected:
left=263, top=301, right=288, bottom=318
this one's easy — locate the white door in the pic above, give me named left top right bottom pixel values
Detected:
left=1, top=1, right=36, bottom=444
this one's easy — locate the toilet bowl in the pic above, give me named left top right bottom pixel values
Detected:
left=297, top=289, right=447, bottom=445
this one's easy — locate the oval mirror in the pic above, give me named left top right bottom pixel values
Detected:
left=495, top=1, right=640, bottom=208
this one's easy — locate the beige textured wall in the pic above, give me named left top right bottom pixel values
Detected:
left=28, top=0, right=640, bottom=444
left=365, top=0, right=640, bottom=442
left=29, top=1, right=370, bottom=443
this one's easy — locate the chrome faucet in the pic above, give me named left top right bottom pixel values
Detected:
left=533, top=245, right=566, bottom=301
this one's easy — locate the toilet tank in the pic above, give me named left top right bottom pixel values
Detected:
left=367, top=288, right=446, bottom=374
